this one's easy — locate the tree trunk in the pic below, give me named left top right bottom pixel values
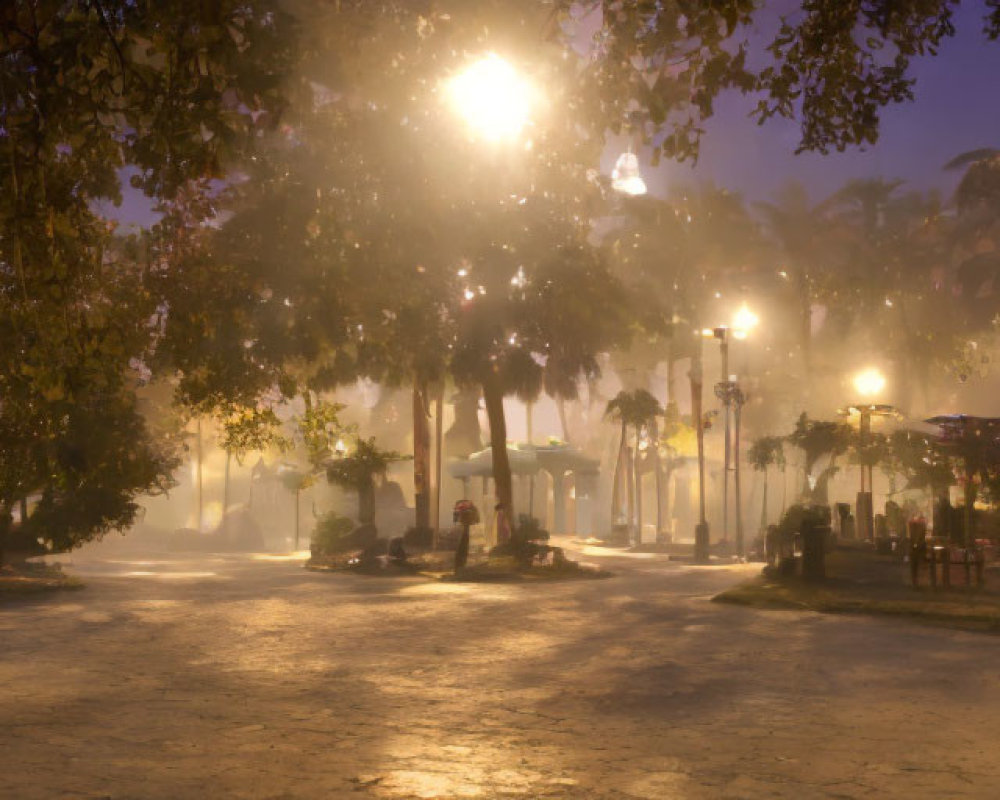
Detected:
left=432, top=382, right=444, bottom=546
left=482, top=372, right=513, bottom=513
left=611, top=420, right=627, bottom=524
left=526, top=400, right=535, bottom=517
left=0, top=507, right=8, bottom=569
left=413, top=379, right=431, bottom=530
left=294, top=487, right=300, bottom=549
left=626, top=441, right=636, bottom=542
left=650, top=417, right=664, bottom=538
left=760, top=472, right=769, bottom=538
left=633, top=428, right=642, bottom=544
left=196, top=417, right=204, bottom=532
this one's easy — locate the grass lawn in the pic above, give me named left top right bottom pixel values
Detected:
left=0, top=562, right=83, bottom=596
left=713, top=544, right=1000, bottom=633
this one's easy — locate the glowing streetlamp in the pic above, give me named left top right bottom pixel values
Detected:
left=842, top=367, right=893, bottom=541
left=732, top=304, right=759, bottom=339
left=445, top=53, right=537, bottom=142
left=853, top=367, right=886, bottom=398
left=611, top=151, right=647, bottom=196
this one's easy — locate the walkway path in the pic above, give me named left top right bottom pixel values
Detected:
left=2, top=541, right=999, bottom=799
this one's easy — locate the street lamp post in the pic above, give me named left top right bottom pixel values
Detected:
left=843, top=368, right=890, bottom=541
left=707, top=306, right=758, bottom=557
left=710, top=326, right=732, bottom=548
left=691, top=331, right=709, bottom=563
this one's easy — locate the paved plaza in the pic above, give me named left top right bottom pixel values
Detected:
left=3, top=541, right=1000, bottom=799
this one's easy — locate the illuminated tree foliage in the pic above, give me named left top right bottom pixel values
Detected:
left=0, top=0, right=292, bottom=558
left=567, top=0, right=997, bottom=160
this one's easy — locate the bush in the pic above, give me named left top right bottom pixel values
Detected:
left=777, top=503, right=830, bottom=538
left=403, top=525, right=434, bottom=549
left=514, top=514, right=549, bottom=542
left=311, top=513, right=356, bottom=556
left=491, top=515, right=550, bottom=567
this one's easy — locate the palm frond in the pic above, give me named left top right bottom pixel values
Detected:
left=943, top=148, right=1000, bottom=171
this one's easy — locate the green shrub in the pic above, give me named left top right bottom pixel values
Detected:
left=777, top=503, right=830, bottom=538
left=311, top=513, right=355, bottom=555
left=514, top=514, right=549, bottom=543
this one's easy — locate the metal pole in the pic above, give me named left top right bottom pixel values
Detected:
left=860, top=408, right=872, bottom=540
left=692, top=333, right=709, bottom=563
left=734, top=389, right=744, bottom=558
left=721, top=335, right=730, bottom=547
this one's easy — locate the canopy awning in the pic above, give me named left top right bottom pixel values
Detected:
left=447, top=441, right=599, bottom=480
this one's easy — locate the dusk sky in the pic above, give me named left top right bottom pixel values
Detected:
left=109, top=4, right=1000, bottom=227
left=654, top=3, right=1000, bottom=205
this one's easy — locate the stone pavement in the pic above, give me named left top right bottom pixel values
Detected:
left=2, top=541, right=1000, bottom=799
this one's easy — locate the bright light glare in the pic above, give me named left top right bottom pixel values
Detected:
left=733, top=304, right=759, bottom=334
left=611, top=151, right=647, bottom=196
left=853, top=368, right=886, bottom=398
left=446, top=54, right=534, bottom=141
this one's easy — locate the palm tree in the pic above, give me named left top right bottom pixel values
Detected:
left=326, top=437, right=408, bottom=530
left=606, top=389, right=663, bottom=543
left=944, top=148, right=1000, bottom=222
left=747, top=436, right=786, bottom=540
left=945, top=149, right=1000, bottom=330
left=786, top=413, right=852, bottom=505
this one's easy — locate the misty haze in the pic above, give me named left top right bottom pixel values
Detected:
left=3, top=2, right=1000, bottom=799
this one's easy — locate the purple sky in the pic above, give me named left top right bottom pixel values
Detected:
left=111, top=6, right=1000, bottom=227
left=649, top=4, right=1000, bottom=205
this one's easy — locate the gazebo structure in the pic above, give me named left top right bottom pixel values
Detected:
left=447, top=440, right=599, bottom=536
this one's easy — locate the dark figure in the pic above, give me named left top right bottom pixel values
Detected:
left=452, top=499, right=479, bottom=572
left=908, top=517, right=927, bottom=588
left=454, top=527, right=470, bottom=570
left=388, top=537, right=407, bottom=564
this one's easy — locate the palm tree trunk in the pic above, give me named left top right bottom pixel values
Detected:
left=611, top=421, right=627, bottom=525
left=666, top=342, right=677, bottom=408
left=432, top=382, right=444, bottom=546
left=626, top=439, right=636, bottom=542
left=650, top=417, right=664, bottom=538
left=633, top=427, right=643, bottom=544
left=0, top=506, right=9, bottom=569
left=760, top=472, right=769, bottom=537
left=294, top=487, right=300, bottom=549
left=196, top=417, right=203, bottom=532
left=413, top=379, right=431, bottom=529
left=482, top=371, right=513, bottom=513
